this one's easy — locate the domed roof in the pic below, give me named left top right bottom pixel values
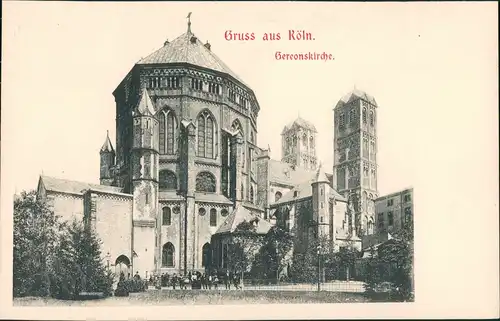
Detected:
left=335, top=88, right=377, bottom=109
left=281, top=116, right=317, bottom=134
left=137, top=30, right=246, bottom=86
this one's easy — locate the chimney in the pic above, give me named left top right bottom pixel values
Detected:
left=164, top=39, right=169, bottom=46
left=204, top=41, right=211, bottom=50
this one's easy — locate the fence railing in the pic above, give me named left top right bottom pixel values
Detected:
left=150, top=278, right=366, bottom=293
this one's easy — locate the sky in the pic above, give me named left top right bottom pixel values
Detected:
left=2, top=2, right=497, bottom=197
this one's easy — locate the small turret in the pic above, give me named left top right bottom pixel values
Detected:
left=311, top=163, right=331, bottom=239
left=312, top=162, right=329, bottom=185
left=130, top=87, right=159, bottom=280
left=100, top=130, right=115, bottom=186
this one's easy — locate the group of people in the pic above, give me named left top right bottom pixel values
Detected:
left=148, top=270, right=242, bottom=290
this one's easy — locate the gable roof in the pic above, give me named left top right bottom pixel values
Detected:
left=138, top=31, right=246, bottom=86
left=335, top=88, right=377, bottom=109
left=272, top=177, right=346, bottom=206
left=268, top=160, right=316, bottom=187
left=215, top=205, right=272, bottom=235
left=281, top=116, right=317, bottom=134
left=39, top=176, right=124, bottom=195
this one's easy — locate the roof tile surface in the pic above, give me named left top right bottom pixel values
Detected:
left=138, top=31, right=245, bottom=85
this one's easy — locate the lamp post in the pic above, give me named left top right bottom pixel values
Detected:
left=105, top=252, right=111, bottom=271
left=317, top=245, right=321, bottom=292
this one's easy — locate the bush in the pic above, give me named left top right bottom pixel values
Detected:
left=114, top=281, right=129, bottom=297
left=123, top=279, right=147, bottom=293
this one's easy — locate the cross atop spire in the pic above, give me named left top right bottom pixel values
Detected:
left=187, top=12, right=192, bottom=33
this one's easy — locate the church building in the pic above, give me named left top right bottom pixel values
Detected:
left=36, top=18, right=380, bottom=279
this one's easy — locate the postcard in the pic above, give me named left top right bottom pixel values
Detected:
left=1, top=1, right=498, bottom=320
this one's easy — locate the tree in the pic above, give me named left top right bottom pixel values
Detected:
left=226, top=220, right=262, bottom=280
left=13, top=191, right=61, bottom=297
left=334, top=242, right=361, bottom=281
left=377, top=220, right=414, bottom=301
left=363, top=246, right=382, bottom=294
left=259, top=226, right=294, bottom=282
left=289, top=234, right=334, bottom=283
left=51, top=220, right=114, bottom=299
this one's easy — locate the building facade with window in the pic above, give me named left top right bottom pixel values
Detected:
left=374, top=188, right=414, bottom=233
left=35, top=21, right=383, bottom=280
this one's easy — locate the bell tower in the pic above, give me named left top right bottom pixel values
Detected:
left=333, top=89, right=378, bottom=236
left=281, top=116, right=318, bottom=170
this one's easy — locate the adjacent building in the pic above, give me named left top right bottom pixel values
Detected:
left=375, top=188, right=414, bottom=233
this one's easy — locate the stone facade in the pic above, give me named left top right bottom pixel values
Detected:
left=281, top=117, right=318, bottom=171
left=35, top=25, right=382, bottom=279
left=332, top=89, right=379, bottom=237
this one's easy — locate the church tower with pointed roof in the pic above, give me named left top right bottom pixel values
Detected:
left=100, top=130, right=115, bottom=186
left=333, top=89, right=378, bottom=236
left=281, top=116, right=318, bottom=171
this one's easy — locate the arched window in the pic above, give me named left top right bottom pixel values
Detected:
left=275, top=191, right=282, bottom=202
left=202, top=243, right=211, bottom=267
left=159, top=109, right=177, bottom=155
left=367, top=220, right=374, bottom=235
left=339, top=113, right=345, bottom=129
left=162, top=243, right=175, bottom=267
left=159, top=170, right=177, bottom=190
left=362, top=191, right=368, bottom=211
left=162, top=207, right=171, bottom=225
left=362, top=108, right=367, bottom=123
left=231, top=119, right=243, bottom=135
left=210, top=208, right=217, bottom=226
left=350, top=109, right=356, bottom=124
left=196, top=171, right=216, bottom=193
left=250, top=186, right=254, bottom=203
left=197, top=110, right=216, bottom=158
left=231, top=120, right=245, bottom=166
left=369, top=111, right=374, bottom=126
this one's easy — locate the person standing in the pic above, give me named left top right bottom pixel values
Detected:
left=172, top=274, right=177, bottom=290
left=208, top=274, right=212, bottom=290
left=213, top=274, right=219, bottom=290
left=233, top=273, right=241, bottom=289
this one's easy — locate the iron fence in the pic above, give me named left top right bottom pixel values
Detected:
left=150, top=279, right=366, bottom=292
